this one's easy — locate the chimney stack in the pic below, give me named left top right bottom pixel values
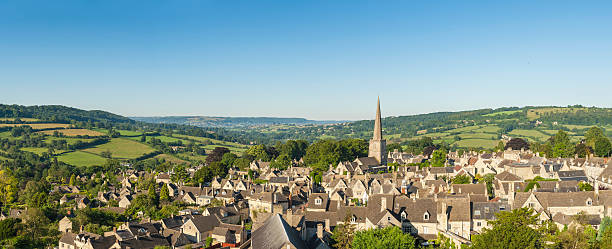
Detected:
left=317, top=223, right=323, bottom=239
left=325, top=219, right=330, bottom=232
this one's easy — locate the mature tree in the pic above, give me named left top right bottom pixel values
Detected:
left=220, top=153, right=238, bottom=167
left=69, top=174, right=76, bottom=186
left=278, top=140, right=308, bottom=160
left=585, top=126, right=605, bottom=148
left=594, top=137, right=612, bottom=157
left=471, top=208, right=543, bottom=249
left=270, top=154, right=291, bottom=170
left=495, top=141, right=505, bottom=152
left=430, top=149, right=447, bottom=167
left=387, top=143, right=403, bottom=153
left=23, top=208, right=50, bottom=238
left=352, top=226, right=416, bottom=249
left=554, top=212, right=597, bottom=249
left=244, top=144, right=272, bottom=162
left=0, top=169, right=18, bottom=206
left=160, top=184, right=170, bottom=202
left=332, top=213, right=356, bottom=249
left=148, top=184, right=158, bottom=206
left=206, top=147, right=230, bottom=164
left=171, top=164, right=189, bottom=184
left=0, top=218, right=19, bottom=240
left=575, top=143, right=594, bottom=158
left=193, top=166, right=214, bottom=184
left=452, top=174, right=472, bottom=184
left=304, top=140, right=342, bottom=171
left=505, top=138, right=530, bottom=151
left=551, top=130, right=574, bottom=158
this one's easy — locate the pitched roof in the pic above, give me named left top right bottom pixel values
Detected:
left=251, top=214, right=309, bottom=249
left=495, top=171, right=522, bottom=182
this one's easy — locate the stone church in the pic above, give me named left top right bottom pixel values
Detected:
left=368, top=97, right=387, bottom=165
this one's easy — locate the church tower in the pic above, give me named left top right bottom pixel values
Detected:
left=368, top=97, right=387, bottom=165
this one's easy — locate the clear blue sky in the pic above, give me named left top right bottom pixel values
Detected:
left=1, top=1, right=611, bottom=120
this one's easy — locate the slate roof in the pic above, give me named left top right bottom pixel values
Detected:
left=558, top=170, right=588, bottom=181
left=251, top=214, right=308, bottom=249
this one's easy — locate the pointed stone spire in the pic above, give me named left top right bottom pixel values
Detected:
left=373, top=96, right=382, bottom=140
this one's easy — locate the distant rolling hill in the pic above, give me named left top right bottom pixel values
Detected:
left=131, top=116, right=347, bottom=128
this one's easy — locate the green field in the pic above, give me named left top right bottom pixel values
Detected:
left=21, top=147, right=49, bottom=155
left=509, top=129, right=549, bottom=141
left=57, top=151, right=107, bottom=167
left=453, top=139, right=500, bottom=149
left=483, top=110, right=522, bottom=117
left=562, top=124, right=593, bottom=130
left=44, top=137, right=97, bottom=145
left=458, top=133, right=498, bottom=140
left=447, top=125, right=482, bottom=133
left=117, top=129, right=143, bottom=136
left=173, top=134, right=248, bottom=153
left=83, top=138, right=156, bottom=159
left=177, top=152, right=207, bottom=162
left=154, top=154, right=189, bottom=164
left=473, top=125, right=501, bottom=133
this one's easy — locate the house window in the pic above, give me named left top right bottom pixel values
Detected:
left=484, top=207, right=490, bottom=213
left=477, top=222, right=482, bottom=227
left=423, top=212, right=430, bottom=221
left=474, top=210, right=480, bottom=216
left=387, top=216, right=391, bottom=221
left=315, top=198, right=322, bottom=205
left=587, top=199, right=593, bottom=206
left=500, top=205, right=506, bottom=210
left=351, top=216, right=356, bottom=223
left=401, top=212, right=406, bottom=220
left=528, top=203, right=535, bottom=208
left=423, top=227, right=428, bottom=234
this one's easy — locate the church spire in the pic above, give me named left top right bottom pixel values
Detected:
left=373, top=96, right=382, bottom=140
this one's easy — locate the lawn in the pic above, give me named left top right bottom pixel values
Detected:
left=38, top=129, right=105, bottom=137
left=57, top=151, right=107, bottom=167
left=83, top=138, right=156, bottom=159
left=483, top=110, right=522, bottom=117
left=0, top=123, right=71, bottom=129
left=453, top=139, right=499, bottom=149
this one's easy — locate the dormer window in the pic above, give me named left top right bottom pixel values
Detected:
left=587, top=198, right=593, bottom=206
left=423, top=212, right=430, bottom=221
left=315, top=198, right=322, bottom=205
left=351, top=215, right=356, bottom=223
left=401, top=212, right=407, bottom=220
